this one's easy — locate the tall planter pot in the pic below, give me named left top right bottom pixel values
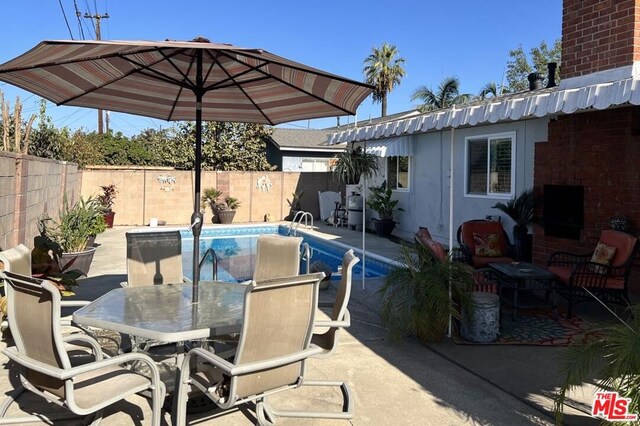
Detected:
left=59, top=246, right=97, bottom=277
left=513, top=227, right=532, bottom=262
left=217, top=210, right=236, bottom=224
left=373, top=219, right=396, bottom=238
left=103, top=211, right=115, bottom=228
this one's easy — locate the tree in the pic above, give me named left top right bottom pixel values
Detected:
left=478, top=82, right=499, bottom=99
left=505, top=39, right=561, bottom=93
left=363, top=43, right=406, bottom=117
left=411, top=76, right=471, bottom=112
left=29, top=100, right=64, bottom=160
left=171, top=121, right=275, bottom=171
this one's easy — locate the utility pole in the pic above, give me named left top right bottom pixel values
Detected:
left=84, top=11, right=109, bottom=134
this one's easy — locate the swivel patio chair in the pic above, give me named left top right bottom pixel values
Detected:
left=0, top=270, right=165, bottom=425
left=458, top=220, right=516, bottom=268
left=172, top=272, right=325, bottom=426
left=124, top=230, right=185, bottom=287
left=547, top=229, right=639, bottom=318
left=267, top=249, right=359, bottom=422
left=253, top=234, right=303, bottom=281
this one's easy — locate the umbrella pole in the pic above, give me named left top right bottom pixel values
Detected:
left=191, top=50, right=204, bottom=304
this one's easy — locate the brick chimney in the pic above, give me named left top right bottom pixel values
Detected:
left=561, top=0, right=640, bottom=87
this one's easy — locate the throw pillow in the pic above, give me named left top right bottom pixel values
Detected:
left=590, top=242, right=617, bottom=274
left=473, top=233, right=502, bottom=257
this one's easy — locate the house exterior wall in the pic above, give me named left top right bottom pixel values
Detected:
left=562, top=0, right=640, bottom=79
left=384, top=118, right=548, bottom=245
left=533, top=106, right=640, bottom=266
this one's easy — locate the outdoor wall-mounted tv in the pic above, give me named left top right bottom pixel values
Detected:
left=543, top=185, right=584, bottom=240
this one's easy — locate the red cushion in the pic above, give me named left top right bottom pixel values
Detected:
left=605, top=277, right=625, bottom=290
left=598, top=230, right=638, bottom=267
left=548, top=265, right=572, bottom=284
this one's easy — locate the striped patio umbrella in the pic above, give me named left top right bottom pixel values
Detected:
left=0, top=38, right=373, bottom=299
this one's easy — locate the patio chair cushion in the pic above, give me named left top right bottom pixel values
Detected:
left=599, top=230, right=637, bottom=267
left=548, top=265, right=572, bottom=284
left=473, top=233, right=503, bottom=257
left=549, top=265, right=626, bottom=290
left=589, top=242, right=616, bottom=274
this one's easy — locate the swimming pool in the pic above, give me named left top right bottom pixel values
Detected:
left=180, top=224, right=395, bottom=283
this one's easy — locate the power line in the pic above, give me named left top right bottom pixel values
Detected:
left=57, top=0, right=74, bottom=39
left=73, top=0, right=86, bottom=40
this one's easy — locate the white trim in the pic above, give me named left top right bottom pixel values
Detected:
left=279, top=146, right=344, bottom=152
left=463, top=131, right=516, bottom=198
left=560, top=64, right=639, bottom=90
left=327, top=72, right=640, bottom=146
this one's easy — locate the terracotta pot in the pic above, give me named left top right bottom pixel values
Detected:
left=103, top=211, right=115, bottom=228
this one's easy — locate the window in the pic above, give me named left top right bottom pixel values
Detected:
left=465, top=132, right=515, bottom=197
left=387, top=156, right=410, bottom=190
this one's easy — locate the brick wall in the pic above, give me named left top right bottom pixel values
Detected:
left=81, top=168, right=340, bottom=226
left=562, top=0, right=640, bottom=79
left=533, top=107, right=640, bottom=266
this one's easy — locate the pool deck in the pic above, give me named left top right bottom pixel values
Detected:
left=0, top=223, right=609, bottom=425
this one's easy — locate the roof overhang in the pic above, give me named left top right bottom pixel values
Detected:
left=361, top=136, right=414, bottom=157
left=328, top=76, right=640, bottom=145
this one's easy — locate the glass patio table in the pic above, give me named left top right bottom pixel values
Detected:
left=73, top=281, right=246, bottom=343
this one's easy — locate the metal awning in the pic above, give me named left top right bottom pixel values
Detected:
left=362, top=136, right=414, bottom=157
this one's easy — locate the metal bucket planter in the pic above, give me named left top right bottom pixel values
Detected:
left=217, top=210, right=236, bottom=224
left=59, top=246, right=97, bottom=276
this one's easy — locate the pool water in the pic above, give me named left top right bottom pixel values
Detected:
left=181, top=225, right=393, bottom=283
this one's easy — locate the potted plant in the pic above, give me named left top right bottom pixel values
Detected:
left=201, top=188, right=241, bottom=224
left=492, top=188, right=535, bottom=262
left=378, top=244, right=475, bottom=342
left=97, top=184, right=118, bottom=228
left=217, top=196, right=241, bottom=224
left=38, top=196, right=106, bottom=276
left=366, top=184, right=404, bottom=237
left=333, top=146, right=380, bottom=186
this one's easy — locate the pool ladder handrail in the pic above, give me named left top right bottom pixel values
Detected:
left=288, top=211, right=314, bottom=236
left=301, top=242, right=311, bottom=273
left=199, top=247, right=218, bottom=281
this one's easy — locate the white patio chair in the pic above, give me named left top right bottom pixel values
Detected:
left=172, top=272, right=325, bottom=426
left=0, top=270, right=165, bottom=425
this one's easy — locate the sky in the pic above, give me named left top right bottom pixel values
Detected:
left=0, top=1, right=562, bottom=136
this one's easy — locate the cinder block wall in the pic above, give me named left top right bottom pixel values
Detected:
left=533, top=106, right=640, bottom=266
left=81, top=167, right=340, bottom=226
left=0, top=153, right=81, bottom=250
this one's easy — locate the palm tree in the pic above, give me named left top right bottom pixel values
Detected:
left=363, top=43, right=406, bottom=117
left=478, top=82, right=499, bottom=99
left=411, top=76, right=471, bottom=112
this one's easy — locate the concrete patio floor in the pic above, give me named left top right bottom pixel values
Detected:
left=0, top=223, right=613, bottom=425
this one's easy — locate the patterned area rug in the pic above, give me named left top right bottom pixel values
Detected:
left=454, top=309, right=604, bottom=346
